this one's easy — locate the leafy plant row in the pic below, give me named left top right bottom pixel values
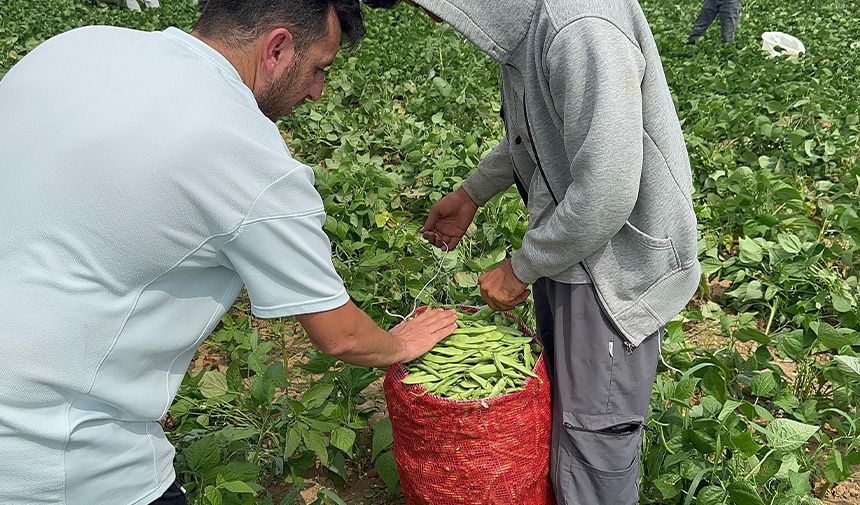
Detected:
left=1, top=1, right=858, bottom=504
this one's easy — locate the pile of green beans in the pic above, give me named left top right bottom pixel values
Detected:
left=401, top=308, right=542, bottom=401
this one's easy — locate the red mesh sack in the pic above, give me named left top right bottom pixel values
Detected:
left=383, top=308, right=555, bottom=505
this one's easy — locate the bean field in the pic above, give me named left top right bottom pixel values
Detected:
left=1, top=0, right=859, bottom=504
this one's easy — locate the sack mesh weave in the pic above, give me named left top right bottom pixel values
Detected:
left=383, top=309, right=555, bottom=505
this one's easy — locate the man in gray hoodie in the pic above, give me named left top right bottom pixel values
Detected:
left=368, top=0, right=700, bottom=503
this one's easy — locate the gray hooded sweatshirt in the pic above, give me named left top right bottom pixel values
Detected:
left=415, top=0, right=701, bottom=346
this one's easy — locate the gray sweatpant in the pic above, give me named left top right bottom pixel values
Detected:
left=688, top=0, right=742, bottom=44
left=533, top=280, right=660, bottom=505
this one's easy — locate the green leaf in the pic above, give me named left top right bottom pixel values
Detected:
left=224, top=461, right=260, bottom=481
left=823, top=451, right=853, bottom=484
left=265, top=361, right=289, bottom=388
left=777, top=234, right=803, bottom=254
left=701, top=369, right=727, bottom=403
left=375, top=451, right=400, bottom=493
left=673, top=377, right=700, bottom=402
left=301, top=383, right=334, bottom=409
left=219, top=481, right=258, bottom=494
left=359, top=251, right=397, bottom=269
left=719, top=400, right=742, bottom=422
left=738, top=237, right=764, bottom=264
left=400, top=257, right=425, bottom=272
left=764, top=418, right=818, bottom=451
left=831, top=292, right=853, bottom=313
left=788, top=470, right=813, bottom=495
left=814, top=322, right=852, bottom=349
left=372, top=417, right=394, bottom=460
left=735, top=328, right=771, bottom=344
left=743, top=280, right=764, bottom=302
left=654, top=473, right=681, bottom=499
left=249, top=375, right=274, bottom=404
left=731, top=429, right=764, bottom=458
left=184, top=437, right=221, bottom=473
left=278, top=490, right=300, bottom=505
left=455, top=271, right=479, bottom=288
left=199, top=371, right=229, bottom=398
left=696, top=485, right=727, bottom=505
left=302, top=430, right=330, bottom=466
left=285, top=425, right=302, bottom=458
left=776, top=453, right=802, bottom=480
left=754, top=404, right=775, bottom=422
left=751, top=371, right=777, bottom=397
left=325, top=451, right=348, bottom=480
left=700, top=257, right=723, bottom=276
left=776, top=330, right=806, bottom=361
left=247, top=353, right=267, bottom=376
left=726, top=481, right=765, bottom=505
left=755, top=454, right=782, bottom=486
left=833, top=355, right=860, bottom=381
left=204, top=485, right=223, bottom=505
left=687, top=429, right=717, bottom=454
left=318, top=489, right=349, bottom=505
left=330, top=427, right=356, bottom=456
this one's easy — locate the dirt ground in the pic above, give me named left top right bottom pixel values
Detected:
left=821, top=479, right=860, bottom=505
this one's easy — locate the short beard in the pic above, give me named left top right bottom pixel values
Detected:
left=255, top=56, right=301, bottom=122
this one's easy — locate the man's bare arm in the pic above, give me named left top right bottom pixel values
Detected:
left=296, top=302, right=457, bottom=367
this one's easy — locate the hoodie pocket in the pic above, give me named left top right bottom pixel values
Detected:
left=585, top=221, right=681, bottom=308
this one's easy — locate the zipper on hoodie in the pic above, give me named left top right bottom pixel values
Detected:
left=506, top=67, right=643, bottom=352
left=521, top=93, right=560, bottom=206
left=500, top=99, right=530, bottom=205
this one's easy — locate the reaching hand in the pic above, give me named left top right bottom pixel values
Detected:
left=479, top=259, right=530, bottom=312
left=388, top=308, right=458, bottom=363
left=420, top=187, right=479, bottom=250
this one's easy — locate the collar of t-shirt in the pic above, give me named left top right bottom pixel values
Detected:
left=162, top=26, right=243, bottom=84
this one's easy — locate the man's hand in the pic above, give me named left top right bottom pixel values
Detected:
left=389, top=308, right=458, bottom=362
left=420, top=187, right=479, bottom=250
left=479, top=259, right=530, bottom=312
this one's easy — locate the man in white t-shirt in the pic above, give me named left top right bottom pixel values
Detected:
left=0, top=1, right=457, bottom=504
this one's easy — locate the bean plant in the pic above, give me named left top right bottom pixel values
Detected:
left=2, top=0, right=858, bottom=504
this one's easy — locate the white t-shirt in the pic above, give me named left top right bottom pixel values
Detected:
left=0, top=26, right=350, bottom=505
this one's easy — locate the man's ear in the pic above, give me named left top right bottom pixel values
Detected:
left=260, top=28, right=296, bottom=75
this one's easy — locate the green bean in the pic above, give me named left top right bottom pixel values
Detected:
left=401, top=307, right=542, bottom=400
left=400, top=373, right=441, bottom=384
left=451, top=326, right=498, bottom=335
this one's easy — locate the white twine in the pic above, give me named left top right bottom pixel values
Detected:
left=385, top=232, right=452, bottom=321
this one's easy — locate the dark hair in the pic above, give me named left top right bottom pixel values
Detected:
left=195, top=0, right=366, bottom=51
left=362, top=0, right=401, bottom=7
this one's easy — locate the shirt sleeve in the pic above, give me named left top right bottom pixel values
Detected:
left=510, top=19, right=646, bottom=284
left=216, top=167, right=349, bottom=318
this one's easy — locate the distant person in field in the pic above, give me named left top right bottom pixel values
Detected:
left=0, top=1, right=458, bottom=504
left=687, top=0, right=742, bottom=44
left=368, top=1, right=700, bottom=504
left=96, top=0, right=160, bottom=12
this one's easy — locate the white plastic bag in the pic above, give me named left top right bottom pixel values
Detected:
left=761, top=32, right=806, bottom=60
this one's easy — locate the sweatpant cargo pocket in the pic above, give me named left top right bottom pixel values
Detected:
left=556, top=413, right=643, bottom=505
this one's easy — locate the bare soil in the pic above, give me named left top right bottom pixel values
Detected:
left=821, top=479, right=860, bottom=505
